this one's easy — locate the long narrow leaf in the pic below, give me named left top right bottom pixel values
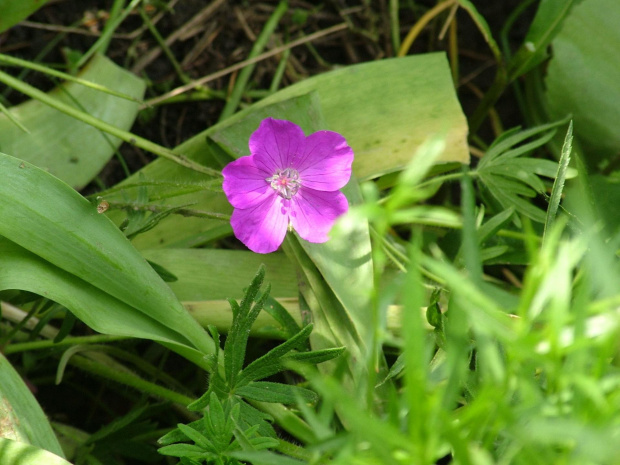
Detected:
left=0, top=152, right=214, bottom=356
left=237, top=324, right=314, bottom=386
left=544, top=121, right=573, bottom=240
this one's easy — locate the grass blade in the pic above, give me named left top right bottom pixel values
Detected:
left=544, top=121, right=573, bottom=241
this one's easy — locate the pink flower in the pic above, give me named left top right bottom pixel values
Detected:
left=222, top=118, right=354, bottom=254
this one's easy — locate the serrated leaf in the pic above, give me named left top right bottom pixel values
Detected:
left=225, top=266, right=268, bottom=387
left=284, top=347, right=346, bottom=365
left=235, top=382, right=318, bottom=404
left=157, top=419, right=206, bottom=446
left=177, top=423, right=215, bottom=452
left=158, top=443, right=217, bottom=459
left=544, top=121, right=573, bottom=240
left=480, top=119, right=567, bottom=166
left=236, top=324, right=314, bottom=387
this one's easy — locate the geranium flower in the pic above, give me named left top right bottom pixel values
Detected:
left=222, top=118, right=354, bottom=254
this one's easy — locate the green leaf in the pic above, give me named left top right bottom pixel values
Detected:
left=0, top=354, right=65, bottom=457
left=158, top=443, right=217, bottom=459
left=0, top=439, right=71, bottom=465
left=225, top=266, right=268, bottom=386
left=508, top=0, right=577, bottom=78
left=477, top=122, right=568, bottom=223
left=176, top=424, right=215, bottom=452
left=544, top=121, right=573, bottom=240
left=213, top=52, right=468, bottom=179
left=228, top=450, right=306, bottom=465
left=0, top=152, right=213, bottom=356
left=0, top=54, right=145, bottom=189
left=235, top=382, right=318, bottom=404
left=545, top=0, right=620, bottom=165
left=109, top=53, right=468, bottom=250
left=0, top=1, right=51, bottom=33
left=458, top=0, right=502, bottom=62
left=236, top=325, right=314, bottom=386
left=477, top=207, right=515, bottom=243
left=139, top=249, right=297, bottom=302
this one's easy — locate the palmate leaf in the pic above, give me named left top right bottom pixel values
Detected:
left=476, top=120, right=570, bottom=224
left=160, top=268, right=340, bottom=460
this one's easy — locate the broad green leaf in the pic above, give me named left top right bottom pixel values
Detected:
left=0, top=354, right=65, bottom=457
left=140, top=249, right=297, bottom=301
left=0, top=239, right=206, bottom=360
left=0, top=54, right=145, bottom=189
left=0, top=1, right=51, bottom=33
left=545, top=0, right=620, bottom=165
left=0, top=439, right=71, bottom=465
left=0, top=152, right=213, bottom=356
left=108, top=53, right=468, bottom=250
left=140, top=248, right=300, bottom=335
left=214, top=52, right=469, bottom=180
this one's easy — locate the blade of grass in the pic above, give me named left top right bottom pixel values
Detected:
left=0, top=67, right=220, bottom=177
left=543, top=121, right=573, bottom=242
left=0, top=53, right=145, bottom=104
left=75, top=0, right=142, bottom=69
left=219, top=1, right=288, bottom=121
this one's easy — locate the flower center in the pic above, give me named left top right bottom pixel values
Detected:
left=266, top=168, right=301, bottom=199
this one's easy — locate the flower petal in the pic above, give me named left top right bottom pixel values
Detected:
left=230, top=195, right=290, bottom=254
left=222, top=155, right=272, bottom=209
left=289, top=188, right=349, bottom=243
left=295, top=131, right=353, bottom=191
left=249, top=118, right=305, bottom=173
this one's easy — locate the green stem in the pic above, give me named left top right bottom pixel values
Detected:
left=0, top=53, right=144, bottom=104
left=389, top=0, right=401, bottom=54
left=218, top=1, right=288, bottom=120
left=99, top=0, right=128, bottom=53
left=107, top=200, right=230, bottom=220
left=139, top=5, right=190, bottom=83
left=0, top=68, right=221, bottom=177
left=275, top=439, right=314, bottom=461
left=76, top=0, right=142, bottom=69
left=69, top=354, right=195, bottom=406
left=3, top=334, right=128, bottom=355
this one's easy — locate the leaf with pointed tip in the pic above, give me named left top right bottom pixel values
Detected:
left=0, top=152, right=213, bottom=357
